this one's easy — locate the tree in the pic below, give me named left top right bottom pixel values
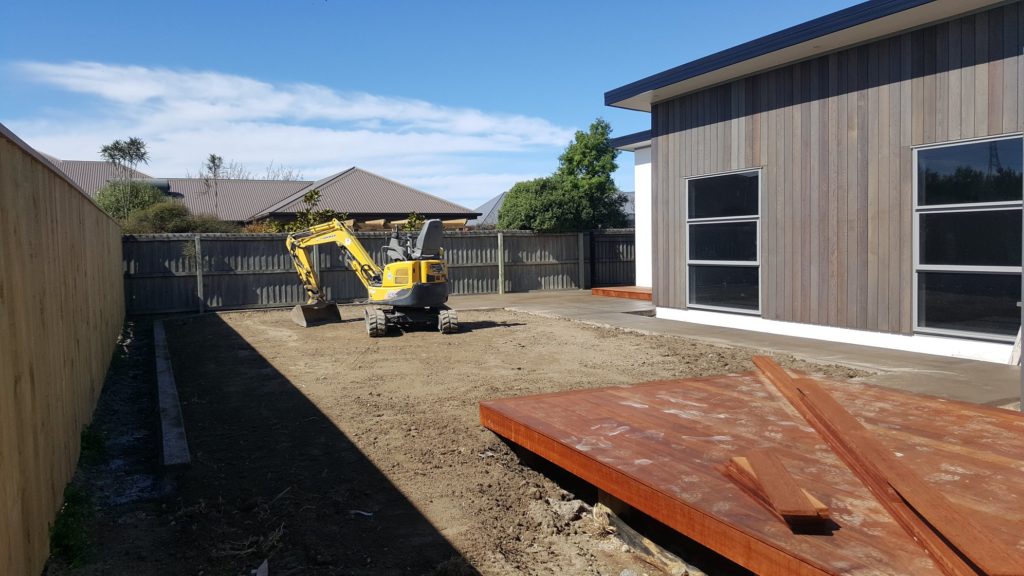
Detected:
left=284, top=189, right=345, bottom=232
left=99, top=136, right=151, bottom=221
left=498, top=118, right=626, bottom=232
left=263, top=161, right=304, bottom=181
left=95, top=181, right=166, bottom=221
left=202, top=153, right=224, bottom=216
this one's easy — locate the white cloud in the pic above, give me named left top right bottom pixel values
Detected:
left=10, top=61, right=574, bottom=207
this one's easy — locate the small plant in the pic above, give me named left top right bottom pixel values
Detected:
left=49, top=485, right=93, bottom=567
left=284, top=189, right=345, bottom=232
left=402, top=212, right=425, bottom=232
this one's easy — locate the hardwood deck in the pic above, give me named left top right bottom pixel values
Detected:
left=591, top=286, right=653, bottom=301
left=479, top=373, right=1024, bottom=576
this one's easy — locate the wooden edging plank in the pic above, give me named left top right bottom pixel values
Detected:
left=154, top=320, right=191, bottom=468
left=479, top=402, right=835, bottom=576
left=752, top=356, right=1024, bottom=576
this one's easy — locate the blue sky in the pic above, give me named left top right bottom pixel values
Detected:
left=1, top=0, right=858, bottom=209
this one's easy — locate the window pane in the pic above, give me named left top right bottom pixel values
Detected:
left=917, top=272, right=1020, bottom=337
left=688, top=172, right=759, bottom=218
left=920, top=209, right=1021, bottom=267
left=688, top=265, right=759, bottom=311
left=918, top=138, right=1023, bottom=206
left=689, top=221, right=757, bottom=261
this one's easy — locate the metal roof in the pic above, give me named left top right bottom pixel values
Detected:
left=254, top=167, right=479, bottom=220
left=166, top=178, right=310, bottom=222
left=50, top=159, right=153, bottom=195
left=468, top=191, right=507, bottom=227
left=605, top=0, right=1000, bottom=111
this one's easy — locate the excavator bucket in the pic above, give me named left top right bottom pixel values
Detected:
left=290, top=301, right=342, bottom=327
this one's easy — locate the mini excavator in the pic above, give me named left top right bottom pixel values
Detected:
left=285, top=218, right=458, bottom=337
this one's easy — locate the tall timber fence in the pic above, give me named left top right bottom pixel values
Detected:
left=0, top=125, right=125, bottom=575
left=123, top=229, right=635, bottom=314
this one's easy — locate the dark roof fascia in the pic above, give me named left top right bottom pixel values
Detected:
left=604, top=0, right=933, bottom=108
left=265, top=211, right=482, bottom=219
left=609, top=130, right=652, bottom=149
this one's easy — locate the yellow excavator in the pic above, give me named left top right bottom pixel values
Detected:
left=285, top=218, right=458, bottom=337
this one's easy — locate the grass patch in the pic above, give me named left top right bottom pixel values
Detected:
left=49, top=485, right=94, bottom=567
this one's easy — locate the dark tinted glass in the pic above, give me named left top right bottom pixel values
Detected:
left=688, top=172, right=759, bottom=218
left=688, top=265, right=759, bottom=311
left=917, top=272, right=1020, bottom=337
left=920, top=209, right=1021, bottom=266
left=689, top=221, right=757, bottom=261
left=917, top=139, right=1023, bottom=206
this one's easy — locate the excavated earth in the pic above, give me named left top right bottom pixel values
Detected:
left=48, top=308, right=867, bottom=576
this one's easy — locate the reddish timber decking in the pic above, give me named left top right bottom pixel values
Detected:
left=479, top=373, right=1024, bottom=576
left=591, top=286, right=653, bottom=301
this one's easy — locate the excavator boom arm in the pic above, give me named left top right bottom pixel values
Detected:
left=286, top=219, right=383, bottom=303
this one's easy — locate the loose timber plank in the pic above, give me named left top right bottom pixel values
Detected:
left=743, top=450, right=823, bottom=521
left=753, top=356, right=1024, bottom=576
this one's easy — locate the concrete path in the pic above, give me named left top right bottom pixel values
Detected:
left=449, top=291, right=1022, bottom=407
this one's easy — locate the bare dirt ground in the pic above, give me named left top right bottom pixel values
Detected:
left=48, top=308, right=867, bottom=576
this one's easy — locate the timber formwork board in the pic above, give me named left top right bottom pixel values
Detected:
left=591, top=286, right=653, bottom=301
left=479, top=374, right=1024, bottom=576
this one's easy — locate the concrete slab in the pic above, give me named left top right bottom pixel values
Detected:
left=448, top=291, right=1021, bottom=407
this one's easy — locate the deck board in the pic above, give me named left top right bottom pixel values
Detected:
left=480, top=373, right=1024, bottom=576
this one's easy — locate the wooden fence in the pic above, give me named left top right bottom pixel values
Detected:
left=0, top=125, right=125, bottom=575
left=123, top=230, right=635, bottom=314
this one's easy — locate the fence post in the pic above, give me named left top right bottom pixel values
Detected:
left=578, top=232, right=586, bottom=290
left=497, top=232, right=505, bottom=295
left=194, top=235, right=205, bottom=313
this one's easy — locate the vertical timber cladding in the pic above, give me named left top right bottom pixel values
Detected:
left=651, top=2, right=1024, bottom=334
left=0, top=128, right=125, bottom=576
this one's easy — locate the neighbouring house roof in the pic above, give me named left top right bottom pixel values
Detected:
left=253, top=167, right=479, bottom=221
left=49, top=158, right=153, bottom=195
left=166, top=178, right=311, bottom=222
left=605, top=0, right=1000, bottom=111
left=468, top=191, right=507, bottom=227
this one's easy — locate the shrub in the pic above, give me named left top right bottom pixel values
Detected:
left=122, top=202, right=193, bottom=233
left=95, top=182, right=166, bottom=221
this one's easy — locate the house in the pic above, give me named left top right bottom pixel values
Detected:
left=467, top=189, right=636, bottom=228
left=45, top=156, right=154, bottom=193
left=251, top=167, right=479, bottom=226
left=605, top=0, right=1023, bottom=363
left=43, top=155, right=478, bottom=225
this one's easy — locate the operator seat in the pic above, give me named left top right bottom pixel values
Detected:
left=411, top=219, right=443, bottom=260
left=385, top=231, right=409, bottom=261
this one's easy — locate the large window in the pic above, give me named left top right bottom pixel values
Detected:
left=914, top=136, right=1023, bottom=341
left=686, top=170, right=760, bottom=313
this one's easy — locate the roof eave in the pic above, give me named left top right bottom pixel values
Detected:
left=604, top=0, right=1001, bottom=112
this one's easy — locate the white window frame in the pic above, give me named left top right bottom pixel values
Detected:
left=684, top=168, right=762, bottom=315
left=912, top=134, right=1024, bottom=343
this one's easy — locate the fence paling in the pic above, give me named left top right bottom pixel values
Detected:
left=123, top=230, right=636, bottom=314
